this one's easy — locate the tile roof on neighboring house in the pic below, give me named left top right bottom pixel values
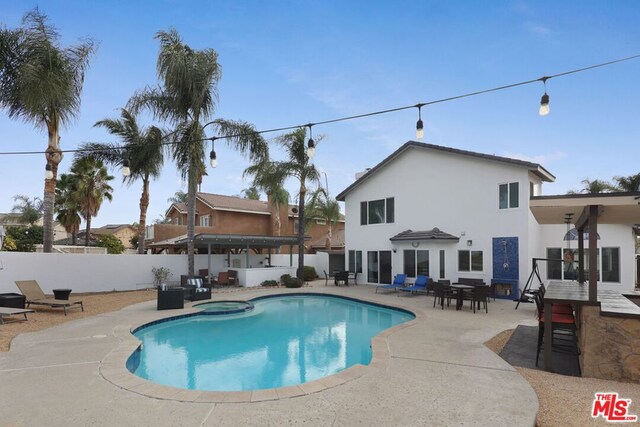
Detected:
left=310, top=229, right=345, bottom=248
left=54, top=232, right=99, bottom=246
left=91, top=224, right=136, bottom=235
left=198, top=192, right=271, bottom=214
left=389, top=228, right=460, bottom=241
left=336, top=141, right=556, bottom=201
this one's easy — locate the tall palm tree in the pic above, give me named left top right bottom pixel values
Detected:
left=241, top=186, right=261, bottom=200
left=77, top=108, right=164, bottom=253
left=245, top=128, right=320, bottom=278
left=55, top=174, right=81, bottom=245
left=11, top=195, right=43, bottom=226
left=306, top=186, right=341, bottom=250
left=167, top=190, right=188, bottom=204
left=613, top=173, right=640, bottom=192
left=568, top=179, right=614, bottom=194
left=129, top=29, right=267, bottom=274
left=245, top=162, right=290, bottom=236
left=69, top=157, right=114, bottom=247
left=0, top=8, right=95, bottom=252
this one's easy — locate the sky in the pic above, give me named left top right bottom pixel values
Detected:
left=1, top=1, right=639, bottom=228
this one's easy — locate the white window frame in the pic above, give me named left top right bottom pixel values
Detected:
left=200, top=215, right=211, bottom=227
left=458, top=250, right=483, bottom=272
left=498, top=182, right=519, bottom=210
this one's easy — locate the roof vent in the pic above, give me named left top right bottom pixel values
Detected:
left=355, top=168, right=371, bottom=180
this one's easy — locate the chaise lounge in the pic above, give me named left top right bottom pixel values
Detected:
left=15, top=280, right=84, bottom=316
left=375, top=274, right=407, bottom=293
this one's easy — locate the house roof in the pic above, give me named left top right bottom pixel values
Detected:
left=54, top=231, right=99, bottom=246
left=336, top=141, right=556, bottom=201
left=198, top=193, right=270, bottom=214
left=92, top=224, right=135, bottom=235
left=389, top=228, right=460, bottom=242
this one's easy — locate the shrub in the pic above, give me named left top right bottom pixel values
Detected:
left=303, top=266, right=317, bottom=281
left=261, top=280, right=278, bottom=287
left=280, top=274, right=291, bottom=285
left=152, top=266, right=172, bottom=287
left=97, top=234, right=125, bottom=254
left=284, top=277, right=303, bottom=288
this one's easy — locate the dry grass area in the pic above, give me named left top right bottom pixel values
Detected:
left=0, top=289, right=155, bottom=351
left=485, top=329, right=640, bottom=427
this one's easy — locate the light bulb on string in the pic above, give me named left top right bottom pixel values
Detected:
left=45, top=163, right=54, bottom=180
left=209, top=137, right=217, bottom=168
left=121, top=158, right=131, bottom=177
left=539, top=77, right=550, bottom=116
left=416, top=105, right=424, bottom=139
left=307, top=125, right=316, bottom=158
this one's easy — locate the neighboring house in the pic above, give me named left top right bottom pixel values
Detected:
left=146, top=192, right=345, bottom=255
left=0, top=213, right=69, bottom=241
left=91, top=224, right=138, bottom=249
left=336, top=141, right=637, bottom=295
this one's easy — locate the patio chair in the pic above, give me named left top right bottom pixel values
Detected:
left=216, top=271, right=230, bottom=286
left=397, top=275, right=430, bottom=297
left=432, top=281, right=455, bottom=309
left=228, top=270, right=239, bottom=287
left=334, top=271, right=349, bottom=286
left=15, top=280, right=84, bottom=316
left=469, top=285, right=490, bottom=313
left=184, top=277, right=212, bottom=301
left=533, top=292, right=577, bottom=366
left=375, top=274, right=407, bottom=293
left=323, top=270, right=329, bottom=286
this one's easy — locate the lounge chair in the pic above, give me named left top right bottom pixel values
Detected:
left=375, top=274, right=407, bottom=293
left=397, top=275, right=429, bottom=297
left=15, top=280, right=84, bottom=316
left=0, top=307, right=35, bottom=324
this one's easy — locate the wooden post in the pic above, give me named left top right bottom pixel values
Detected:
left=578, top=229, right=584, bottom=284
left=588, top=205, right=598, bottom=302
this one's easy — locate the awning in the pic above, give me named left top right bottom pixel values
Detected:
left=390, top=227, right=459, bottom=242
left=175, top=233, right=304, bottom=250
left=530, top=192, right=640, bottom=224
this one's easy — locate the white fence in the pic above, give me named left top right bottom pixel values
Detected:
left=0, top=252, right=328, bottom=294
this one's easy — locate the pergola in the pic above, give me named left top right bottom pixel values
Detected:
left=530, top=191, right=640, bottom=301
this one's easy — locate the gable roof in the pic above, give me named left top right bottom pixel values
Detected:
left=336, top=141, right=555, bottom=201
left=197, top=192, right=270, bottom=214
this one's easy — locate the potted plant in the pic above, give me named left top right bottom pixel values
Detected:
left=152, top=266, right=173, bottom=289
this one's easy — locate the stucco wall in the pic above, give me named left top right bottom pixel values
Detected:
left=344, top=146, right=536, bottom=286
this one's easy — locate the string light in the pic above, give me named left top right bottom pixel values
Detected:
left=209, top=137, right=217, bottom=168
left=45, top=163, right=53, bottom=180
left=1, top=54, right=638, bottom=158
left=121, top=158, right=131, bottom=177
left=306, top=125, right=315, bottom=159
left=416, top=104, right=425, bottom=140
left=539, top=77, right=550, bottom=116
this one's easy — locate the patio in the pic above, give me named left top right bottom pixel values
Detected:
left=0, top=281, right=539, bottom=426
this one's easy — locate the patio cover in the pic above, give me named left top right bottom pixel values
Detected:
left=529, top=191, right=640, bottom=301
left=175, top=233, right=301, bottom=250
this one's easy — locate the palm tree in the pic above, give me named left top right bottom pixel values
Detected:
left=129, top=29, right=267, bottom=274
left=11, top=195, right=43, bottom=226
left=245, top=162, right=290, bottom=236
left=55, top=174, right=81, bottom=245
left=241, top=186, right=261, bottom=200
left=245, top=128, right=320, bottom=278
left=69, top=157, right=114, bottom=247
left=306, top=186, right=341, bottom=250
left=77, top=108, right=164, bottom=254
left=613, top=173, right=640, bottom=192
left=0, top=8, right=95, bottom=252
left=167, top=190, right=188, bottom=204
left=568, top=179, right=614, bottom=194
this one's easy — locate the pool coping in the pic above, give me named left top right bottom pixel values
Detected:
left=98, top=292, right=425, bottom=403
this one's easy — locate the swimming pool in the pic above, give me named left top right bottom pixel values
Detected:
left=128, top=294, right=414, bottom=391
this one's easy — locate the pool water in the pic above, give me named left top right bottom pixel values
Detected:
left=129, top=295, right=414, bottom=391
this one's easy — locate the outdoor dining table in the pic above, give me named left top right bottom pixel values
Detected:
left=450, top=284, right=475, bottom=310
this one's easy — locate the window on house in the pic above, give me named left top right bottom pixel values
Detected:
left=360, top=197, right=395, bottom=225
left=529, top=181, right=534, bottom=198
left=439, top=250, right=445, bottom=279
left=602, top=247, right=620, bottom=283
left=200, top=215, right=210, bottom=227
left=499, top=182, right=519, bottom=209
left=417, top=250, right=429, bottom=276
left=348, top=250, right=363, bottom=273
left=294, top=219, right=300, bottom=233
left=367, top=251, right=379, bottom=283
left=458, top=250, right=483, bottom=272
left=315, top=219, right=326, bottom=225
left=547, top=248, right=562, bottom=280
left=404, top=250, right=416, bottom=278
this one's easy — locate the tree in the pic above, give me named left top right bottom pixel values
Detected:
left=306, top=186, right=341, bottom=250
left=97, top=234, right=125, bottom=254
left=4, top=225, right=43, bottom=252
left=569, top=179, right=615, bottom=194
left=69, top=157, right=114, bottom=247
left=241, top=186, right=260, bottom=200
left=78, top=108, right=164, bottom=254
left=167, top=190, right=187, bottom=204
left=245, top=162, right=290, bottom=236
left=613, top=173, right=640, bottom=192
left=11, top=195, right=43, bottom=225
left=244, top=127, right=320, bottom=278
left=129, top=29, right=267, bottom=275
left=0, top=8, right=95, bottom=252
left=55, top=173, right=82, bottom=245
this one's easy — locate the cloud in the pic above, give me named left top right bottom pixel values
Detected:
left=501, top=150, right=567, bottom=164
left=525, top=22, right=552, bottom=36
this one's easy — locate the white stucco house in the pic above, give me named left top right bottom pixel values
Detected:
left=336, top=141, right=637, bottom=296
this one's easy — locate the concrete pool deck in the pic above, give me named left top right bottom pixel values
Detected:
left=0, top=282, right=539, bottom=426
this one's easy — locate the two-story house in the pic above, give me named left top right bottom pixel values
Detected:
left=336, top=141, right=636, bottom=295
left=146, top=192, right=345, bottom=256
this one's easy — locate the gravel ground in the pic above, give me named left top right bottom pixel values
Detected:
left=4, top=291, right=638, bottom=426
left=485, top=329, right=640, bottom=427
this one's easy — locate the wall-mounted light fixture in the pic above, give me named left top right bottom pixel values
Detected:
left=467, top=240, right=473, bottom=246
